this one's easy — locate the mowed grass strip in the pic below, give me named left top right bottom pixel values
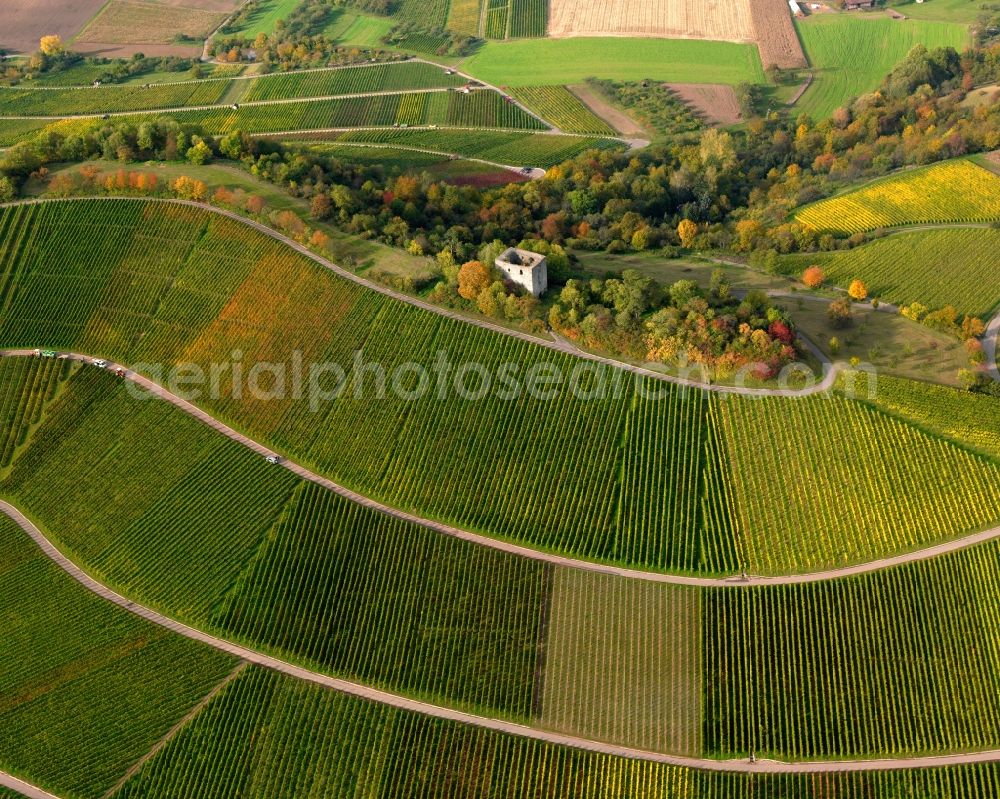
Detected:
left=794, top=160, right=1000, bottom=234
left=779, top=228, right=1000, bottom=318
left=795, top=16, right=969, bottom=120
left=463, top=37, right=765, bottom=87
left=0, top=514, right=235, bottom=798
left=541, top=569, right=702, bottom=755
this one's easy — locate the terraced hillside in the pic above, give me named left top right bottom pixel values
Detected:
left=0, top=199, right=997, bottom=581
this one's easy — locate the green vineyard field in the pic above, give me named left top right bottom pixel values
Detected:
left=0, top=513, right=235, bottom=798
left=0, top=80, right=230, bottom=116
left=104, top=666, right=1000, bottom=797
left=239, top=62, right=466, bottom=102
left=509, top=86, right=616, bottom=135
left=3, top=367, right=549, bottom=720
left=779, top=228, right=1000, bottom=318
left=0, top=199, right=997, bottom=579
left=305, top=127, right=621, bottom=167
left=147, top=90, right=546, bottom=134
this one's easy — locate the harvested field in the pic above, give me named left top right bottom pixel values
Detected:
left=75, top=0, right=235, bottom=45
left=666, top=82, right=742, bottom=125
left=748, top=0, right=807, bottom=68
left=0, top=0, right=106, bottom=54
left=548, top=0, right=755, bottom=42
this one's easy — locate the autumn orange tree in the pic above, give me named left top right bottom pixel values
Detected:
left=802, top=266, right=825, bottom=289
left=457, top=261, right=492, bottom=301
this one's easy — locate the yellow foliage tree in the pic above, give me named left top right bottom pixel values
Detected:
left=39, top=35, right=64, bottom=56
left=677, top=219, right=698, bottom=249
left=848, top=279, right=868, bottom=301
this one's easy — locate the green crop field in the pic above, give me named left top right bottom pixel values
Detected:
left=293, top=142, right=452, bottom=170
left=706, top=540, right=1000, bottom=758
left=324, top=127, right=622, bottom=166
left=0, top=63, right=469, bottom=118
left=0, top=200, right=996, bottom=581
left=509, top=86, right=616, bottom=135
left=463, top=37, right=766, bottom=87
left=0, top=81, right=231, bottom=116
left=3, top=366, right=549, bottom=720
left=240, top=62, right=466, bottom=101
left=795, top=160, right=1000, bottom=233
left=779, top=228, right=1000, bottom=318
left=852, top=373, right=1000, bottom=461
left=0, top=513, right=235, bottom=797
left=0, top=356, right=72, bottom=469
left=717, top=391, right=1000, bottom=575
left=0, top=118, right=48, bottom=146
left=541, top=569, right=702, bottom=755
left=795, top=16, right=969, bottom=120
left=145, top=89, right=546, bottom=134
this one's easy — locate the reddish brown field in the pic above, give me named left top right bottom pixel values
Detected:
left=1, top=0, right=106, bottom=54
left=748, top=0, right=807, bottom=68
left=666, top=83, right=743, bottom=126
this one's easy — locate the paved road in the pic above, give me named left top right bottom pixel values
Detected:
left=6, top=497, right=1000, bottom=776
left=5, top=349, right=1000, bottom=589
left=0, top=773, right=59, bottom=799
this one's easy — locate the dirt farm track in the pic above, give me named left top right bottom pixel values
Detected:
left=0, top=0, right=106, bottom=54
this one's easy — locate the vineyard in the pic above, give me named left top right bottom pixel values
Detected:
left=0, top=199, right=996, bottom=579
left=3, top=368, right=549, bottom=720
left=0, top=356, right=73, bottom=470
left=0, top=513, right=235, bottom=798
left=238, top=62, right=467, bottom=102
left=0, top=118, right=49, bottom=146
left=851, top=373, right=1000, bottom=461
left=716, top=392, right=1000, bottom=575
left=316, top=128, right=622, bottom=167
left=0, top=80, right=231, bottom=116
left=147, top=90, right=547, bottom=135
left=780, top=227, right=1000, bottom=318
left=794, top=159, right=1000, bottom=234
left=509, top=86, right=616, bottom=135
left=96, top=667, right=1000, bottom=797
left=705, top=540, right=1000, bottom=758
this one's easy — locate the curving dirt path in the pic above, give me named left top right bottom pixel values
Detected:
left=4, top=349, right=1000, bottom=589
left=6, top=497, right=1000, bottom=775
